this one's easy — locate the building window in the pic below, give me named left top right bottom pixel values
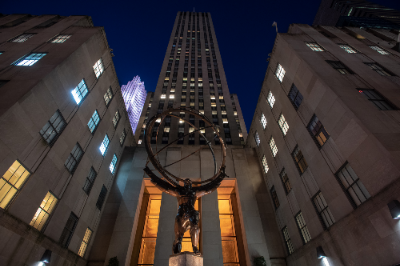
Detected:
left=307, top=115, right=329, bottom=147
left=40, top=110, right=67, bottom=145
left=364, top=63, right=392, bottom=76
left=269, top=137, right=278, bottom=157
left=282, top=227, right=294, bottom=254
left=262, top=155, right=269, bottom=174
left=93, top=58, right=104, bottom=78
left=0, top=160, right=31, bottom=209
left=358, top=89, right=395, bottom=110
left=99, top=135, right=110, bottom=156
left=30, top=192, right=58, bottom=231
left=120, top=129, right=126, bottom=146
left=109, top=154, right=118, bottom=174
left=96, top=185, right=107, bottom=210
left=339, top=44, right=358, bottom=53
left=88, top=110, right=100, bottom=133
left=260, top=113, right=267, bottom=129
left=295, top=212, right=311, bottom=244
left=336, top=163, right=370, bottom=208
left=254, top=131, right=260, bottom=146
left=280, top=169, right=292, bottom=194
left=267, top=91, right=275, bottom=108
left=78, top=228, right=93, bottom=257
left=65, top=143, right=84, bottom=174
left=10, top=33, right=35, bottom=43
left=270, top=186, right=280, bottom=209
left=312, top=191, right=335, bottom=229
left=326, top=60, right=353, bottom=74
left=369, top=46, right=389, bottom=55
left=71, top=79, right=89, bottom=104
left=104, top=87, right=113, bottom=106
left=306, top=42, right=324, bottom=51
left=278, top=114, right=289, bottom=136
left=50, top=35, right=71, bottom=43
left=275, top=64, right=286, bottom=82
left=83, top=167, right=97, bottom=195
left=59, top=212, right=79, bottom=248
left=112, top=111, right=120, bottom=128
left=13, top=53, right=46, bottom=66
left=288, top=84, right=303, bottom=109
left=292, top=146, right=308, bottom=174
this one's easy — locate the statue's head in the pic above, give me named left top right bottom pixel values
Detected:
left=183, top=178, right=192, bottom=190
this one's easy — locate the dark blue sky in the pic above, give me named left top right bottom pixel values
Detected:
left=2, top=0, right=400, bottom=131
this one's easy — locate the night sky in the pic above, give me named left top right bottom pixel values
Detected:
left=2, top=0, right=400, bottom=131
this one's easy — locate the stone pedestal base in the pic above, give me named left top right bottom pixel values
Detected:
left=169, top=252, right=203, bottom=266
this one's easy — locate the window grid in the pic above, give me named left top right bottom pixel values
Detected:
left=112, top=111, right=120, bottom=128
left=267, top=91, right=275, bottom=108
left=51, top=35, right=71, bottom=43
left=96, top=185, right=108, bottom=210
left=100, top=135, right=110, bottom=156
left=14, top=53, right=46, bottom=66
left=306, top=42, right=324, bottom=51
left=307, top=115, right=329, bottom=147
left=295, top=212, right=311, bottom=244
left=104, top=88, right=113, bottom=106
left=292, top=146, right=308, bottom=174
left=78, top=228, right=93, bottom=257
left=358, top=89, right=395, bottom=110
left=275, top=64, right=286, bottom=82
left=270, top=186, right=280, bottom=209
left=254, top=131, right=260, bottom=146
left=369, top=46, right=389, bottom=55
left=312, top=191, right=335, bottom=229
left=83, top=167, right=97, bottom=195
left=269, top=137, right=278, bottom=157
left=11, top=33, right=35, bottom=43
left=326, top=60, right=352, bottom=74
left=65, top=143, right=84, bottom=174
left=339, top=44, right=358, bottom=53
left=71, top=79, right=89, bottom=104
left=0, top=160, right=31, bottom=209
left=282, top=227, right=294, bottom=254
left=40, top=110, right=67, bottom=145
left=88, top=110, right=100, bottom=133
left=30, top=192, right=58, bottom=231
left=278, top=114, right=289, bottom=135
left=262, top=155, right=269, bottom=174
left=365, top=63, right=392, bottom=76
left=59, top=212, right=79, bottom=248
left=93, top=58, right=104, bottom=78
left=280, top=169, right=292, bottom=194
left=109, top=154, right=118, bottom=174
left=120, top=129, right=127, bottom=146
left=288, top=84, right=303, bottom=110
left=260, top=113, right=267, bottom=129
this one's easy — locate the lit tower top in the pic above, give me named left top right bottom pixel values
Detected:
left=121, top=76, right=147, bottom=134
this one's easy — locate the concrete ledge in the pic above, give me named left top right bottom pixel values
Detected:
left=169, top=252, right=203, bottom=266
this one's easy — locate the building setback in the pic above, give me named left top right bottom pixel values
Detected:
left=0, top=14, right=134, bottom=265
left=247, top=24, right=400, bottom=266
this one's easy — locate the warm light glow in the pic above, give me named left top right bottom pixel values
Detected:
left=161, top=94, right=166, bottom=99
left=138, top=140, right=142, bottom=144
left=169, top=94, right=175, bottom=99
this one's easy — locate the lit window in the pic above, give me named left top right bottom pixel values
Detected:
left=282, top=227, right=294, bottom=254
left=138, top=139, right=143, bottom=144
left=40, top=110, right=67, bottom=145
left=13, top=53, right=46, bottom=66
left=161, top=94, right=166, bottom=99
left=326, top=60, right=353, bottom=74
left=308, top=115, right=329, bottom=147
left=358, top=89, right=395, bottom=110
left=30, top=192, right=58, bottom=231
left=219, top=96, right=223, bottom=100
left=270, top=186, right=280, bottom=209
left=210, top=95, right=215, bottom=100
left=169, top=94, right=175, bottom=99
left=99, top=135, right=110, bottom=156
left=109, top=154, right=118, bottom=174
left=364, top=63, right=392, bottom=76
left=78, top=228, right=93, bottom=257
left=295, top=212, right=311, bottom=244
left=104, top=87, right=113, bottom=106
left=120, top=129, right=126, bottom=145
left=96, top=185, right=107, bottom=209
left=65, top=143, right=84, bottom=174
left=369, top=46, right=389, bottom=55
left=222, top=118, right=228, bottom=123
left=83, top=168, right=97, bottom=195
left=164, top=127, right=170, bottom=133
left=93, top=58, right=104, bottom=78
left=50, top=35, right=71, bottom=43
left=288, top=84, right=303, bottom=109
left=280, top=169, right=292, bottom=194
left=260, top=113, right=267, bottom=129
left=88, top=110, right=100, bottom=133
left=190, top=102, right=195, bottom=107
left=59, top=212, right=79, bottom=248
left=262, top=155, right=269, bottom=174
left=254, top=131, right=260, bottom=146
left=112, top=111, right=120, bottom=128
left=269, top=137, right=278, bottom=157
left=275, top=64, right=286, bottom=82
left=306, top=42, right=324, bottom=51
left=312, top=191, right=335, bottom=229
left=278, top=114, right=289, bottom=135
left=71, top=79, right=88, bottom=104
left=336, top=163, right=370, bottom=207
left=339, top=44, right=358, bottom=53
left=267, top=91, right=275, bottom=108
left=0, top=160, right=31, bottom=209
left=164, top=77, right=169, bottom=81
left=10, top=33, right=35, bottom=43
left=292, top=146, right=308, bottom=174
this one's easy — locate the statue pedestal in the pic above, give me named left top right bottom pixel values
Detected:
left=169, top=252, right=203, bottom=266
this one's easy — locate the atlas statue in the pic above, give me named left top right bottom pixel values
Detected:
left=144, top=108, right=227, bottom=255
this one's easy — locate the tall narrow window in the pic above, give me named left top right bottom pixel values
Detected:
left=269, top=137, right=278, bottom=157
left=339, top=44, right=358, bottom=53
left=326, top=60, right=353, bottom=74
left=71, top=79, right=88, bottom=104
left=275, top=64, right=286, bottom=82
left=96, top=185, right=107, bottom=210
left=307, top=115, right=329, bottom=147
left=295, top=212, right=311, bottom=244
left=104, top=87, right=113, bottom=106
left=40, top=110, right=67, bottom=145
left=278, top=114, right=289, bottom=135
left=270, top=186, right=280, bottom=209
left=13, top=53, right=46, bottom=66
left=30, top=192, right=58, bottom=231
left=10, top=33, right=35, bottom=43
left=358, top=89, right=395, bottom=110
left=120, top=129, right=127, bottom=146
left=112, top=111, right=120, bottom=128
left=78, top=228, right=93, bottom=257
left=260, top=113, right=267, bottom=129
left=364, top=63, right=392, bottom=76
left=88, top=110, right=100, bottom=133
left=280, top=169, right=292, bottom=194
left=0, top=161, right=31, bottom=209
left=267, top=91, right=275, bottom=108
left=93, top=58, right=104, bottom=78
left=65, top=143, right=84, bottom=174
left=312, top=191, right=335, bottom=229
left=306, top=42, right=324, bottom=51
left=109, top=154, right=118, bottom=174
left=282, top=227, right=294, bottom=254
left=254, top=131, right=260, bottom=146
left=59, top=212, right=79, bottom=248
left=292, top=146, right=308, bottom=174
left=369, top=46, right=389, bottom=55
left=83, top=167, right=97, bottom=195
left=288, top=84, right=303, bottom=109
left=50, top=35, right=71, bottom=43
left=336, top=163, right=370, bottom=208
left=99, top=135, right=110, bottom=156
left=262, top=155, right=269, bottom=174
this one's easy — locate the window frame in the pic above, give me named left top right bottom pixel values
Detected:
left=270, top=186, right=280, bottom=209
left=10, top=33, right=36, bottom=43
left=288, top=84, right=303, bottom=110
left=292, top=146, right=308, bottom=174
left=109, top=154, right=118, bottom=174
left=87, top=110, right=100, bottom=134
left=339, top=44, right=358, bottom=54
left=280, top=168, right=292, bottom=194
left=369, top=46, right=389, bottom=55
left=78, top=227, right=93, bottom=257
left=59, top=212, right=79, bottom=248
left=39, top=110, right=67, bottom=146
left=357, top=88, right=396, bottom=110
left=93, top=58, right=104, bottom=78
left=254, top=131, right=261, bottom=146
left=267, top=91, right=275, bottom=109
left=269, top=136, right=278, bottom=157
left=50, top=34, right=71, bottom=43
left=104, top=87, right=114, bottom=106
left=326, top=60, right=353, bottom=75
left=99, top=134, right=110, bottom=156
left=295, top=211, right=312, bottom=244
left=96, top=185, right=108, bottom=210
left=71, top=79, right=89, bottom=105
left=261, top=155, right=269, bottom=174
left=305, top=42, right=324, bottom=52
left=364, top=63, right=393, bottom=76
left=83, top=167, right=97, bottom=195
left=282, top=227, right=294, bottom=254
left=275, top=63, right=286, bottom=83
left=120, top=129, right=127, bottom=146
left=312, top=191, right=335, bottom=230
left=278, top=114, right=289, bottom=136
left=307, top=115, right=330, bottom=148
left=260, top=113, right=267, bottom=129
left=13, top=52, right=47, bottom=66
left=30, top=191, right=58, bottom=231
left=65, top=143, right=84, bottom=174
left=112, top=111, right=120, bottom=128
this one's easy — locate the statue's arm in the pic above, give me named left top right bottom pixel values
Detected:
left=144, top=167, right=178, bottom=197
left=194, top=169, right=226, bottom=198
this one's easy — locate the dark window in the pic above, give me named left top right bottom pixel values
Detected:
left=96, top=185, right=108, bottom=210
left=112, top=111, right=120, bottom=128
left=358, top=89, right=396, bottom=110
left=65, top=143, right=83, bottom=174
left=270, top=186, right=280, bottom=209
left=288, top=84, right=303, bottom=109
left=104, top=87, right=113, bottom=106
left=83, top=167, right=97, bottom=195
left=59, top=212, right=78, bottom=248
left=312, top=191, right=335, bottom=229
left=280, top=169, right=292, bottom=194
left=282, top=227, right=294, bottom=254
left=292, top=146, right=308, bottom=174
left=295, top=212, right=311, bottom=244
left=40, top=110, right=67, bottom=145
left=120, top=129, right=127, bottom=146
left=326, top=60, right=353, bottom=74
left=364, top=63, right=393, bottom=76
left=307, top=115, right=329, bottom=147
